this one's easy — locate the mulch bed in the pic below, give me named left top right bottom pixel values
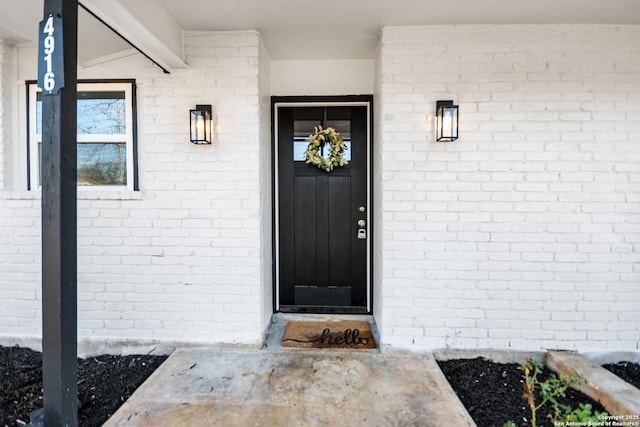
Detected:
left=2, top=345, right=638, bottom=427
left=438, top=357, right=609, bottom=427
left=602, top=361, right=640, bottom=390
left=0, top=346, right=167, bottom=427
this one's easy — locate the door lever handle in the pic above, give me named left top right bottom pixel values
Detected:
left=357, top=219, right=366, bottom=227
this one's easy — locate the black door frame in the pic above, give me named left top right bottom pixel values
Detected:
left=271, top=95, right=374, bottom=314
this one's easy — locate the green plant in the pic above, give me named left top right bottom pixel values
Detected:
left=560, top=402, right=608, bottom=424
left=503, top=358, right=608, bottom=427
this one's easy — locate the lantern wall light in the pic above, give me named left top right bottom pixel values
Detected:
left=436, top=100, right=459, bottom=142
left=190, top=104, right=212, bottom=144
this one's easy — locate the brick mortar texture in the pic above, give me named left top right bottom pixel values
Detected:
left=0, top=32, right=267, bottom=346
left=378, top=25, right=640, bottom=352
left=0, top=40, right=11, bottom=190
left=1, top=26, right=639, bottom=352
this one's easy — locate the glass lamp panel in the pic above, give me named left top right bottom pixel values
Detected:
left=190, top=110, right=203, bottom=142
left=190, top=107, right=211, bottom=143
left=437, top=103, right=458, bottom=141
left=442, top=106, right=455, bottom=139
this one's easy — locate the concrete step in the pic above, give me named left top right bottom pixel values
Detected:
left=546, top=351, right=640, bottom=417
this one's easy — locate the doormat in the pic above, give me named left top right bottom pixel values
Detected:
left=281, top=321, right=377, bottom=349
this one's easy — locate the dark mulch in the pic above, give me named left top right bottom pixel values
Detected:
left=438, top=357, right=608, bottom=427
left=602, top=361, right=640, bottom=390
left=0, top=346, right=167, bottom=427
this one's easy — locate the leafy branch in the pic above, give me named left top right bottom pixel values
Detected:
left=504, top=358, right=608, bottom=427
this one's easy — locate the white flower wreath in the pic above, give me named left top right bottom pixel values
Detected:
left=305, top=126, right=349, bottom=172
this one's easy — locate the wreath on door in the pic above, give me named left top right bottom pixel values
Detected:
left=305, top=126, right=348, bottom=172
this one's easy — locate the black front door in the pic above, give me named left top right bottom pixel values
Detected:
left=274, top=98, right=371, bottom=313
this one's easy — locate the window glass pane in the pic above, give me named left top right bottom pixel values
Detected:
left=293, top=120, right=320, bottom=161
left=325, top=120, right=351, bottom=161
left=325, top=119, right=350, bottom=137
left=292, top=119, right=352, bottom=162
left=78, top=143, right=127, bottom=186
left=293, top=138, right=310, bottom=161
left=36, top=92, right=42, bottom=135
left=35, top=91, right=126, bottom=135
left=37, top=142, right=42, bottom=185
left=77, top=91, right=126, bottom=135
left=293, top=120, right=321, bottom=138
left=31, top=82, right=134, bottom=189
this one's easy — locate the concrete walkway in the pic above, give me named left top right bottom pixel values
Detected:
left=104, top=347, right=476, bottom=427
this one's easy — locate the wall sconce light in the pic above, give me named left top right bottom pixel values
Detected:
left=436, top=100, right=459, bottom=142
left=190, top=104, right=212, bottom=144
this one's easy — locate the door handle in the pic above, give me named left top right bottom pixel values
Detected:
left=357, top=219, right=366, bottom=228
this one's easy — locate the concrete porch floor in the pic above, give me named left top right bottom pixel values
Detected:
left=103, top=315, right=476, bottom=426
left=103, top=347, right=475, bottom=427
left=101, top=315, right=640, bottom=426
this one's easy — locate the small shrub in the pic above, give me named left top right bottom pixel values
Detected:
left=559, top=402, right=608, bottom=424
left=504, top=359, right=608, bottom=427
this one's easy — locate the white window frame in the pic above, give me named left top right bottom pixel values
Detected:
left=28, top=81, right=136, bottom=191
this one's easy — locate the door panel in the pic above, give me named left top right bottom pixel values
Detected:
left=275, top=101, right=370, bottom=313
left=328, top=176, right=351, bottom=286
left=293, top=176, right=317, bottom=285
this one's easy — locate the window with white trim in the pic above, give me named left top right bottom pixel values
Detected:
left=28, top=80, right=137, bottom=190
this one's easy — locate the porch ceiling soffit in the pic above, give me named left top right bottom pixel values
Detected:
left=0, top=0, right=186, bottom=72
left=0, top=1, right=39, bottom=43
left=80, top=0, right=187, bottom=71
left=155, top=0, right=640, bottom=60
left=2, top=0, right=640, bottom=64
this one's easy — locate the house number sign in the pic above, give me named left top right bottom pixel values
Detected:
left=37, top=14, right=65, bottom=95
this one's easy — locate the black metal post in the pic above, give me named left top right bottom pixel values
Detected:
left=40, top=0, right=78, bottom=425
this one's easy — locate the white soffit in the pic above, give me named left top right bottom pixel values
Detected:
left=1, top=0, right=639, bottom=63
left=0, top=0, right=42, bottom=42
left=78, top=7, right=132, bottom=68
left=80, top=0, right=187, bottom=70
left=155, top=0, right=640, bottom=59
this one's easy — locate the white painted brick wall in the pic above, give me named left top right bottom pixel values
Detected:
left=0, top=31, right=270, bottom=347
left=258, top=40, right=273, bottom=332
left=377, top=25, right=640, bottom=352
left=1, top=43, right=41, bottom=340
left=0, top=192, right=41, bottom=336
left=0, top=40, right=11, bottom=190
left=2, top=25, right=639, bottom=353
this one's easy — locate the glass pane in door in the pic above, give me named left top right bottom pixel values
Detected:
left=292, top=119, right=352, bottom=162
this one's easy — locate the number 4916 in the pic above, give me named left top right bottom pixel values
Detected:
left=42, top=15, right=56, bottom=92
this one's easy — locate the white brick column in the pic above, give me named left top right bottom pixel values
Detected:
left=113, top=31, right=267, bottom=344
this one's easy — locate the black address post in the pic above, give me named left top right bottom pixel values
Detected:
left=41, top=0, right=78, bottom=425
